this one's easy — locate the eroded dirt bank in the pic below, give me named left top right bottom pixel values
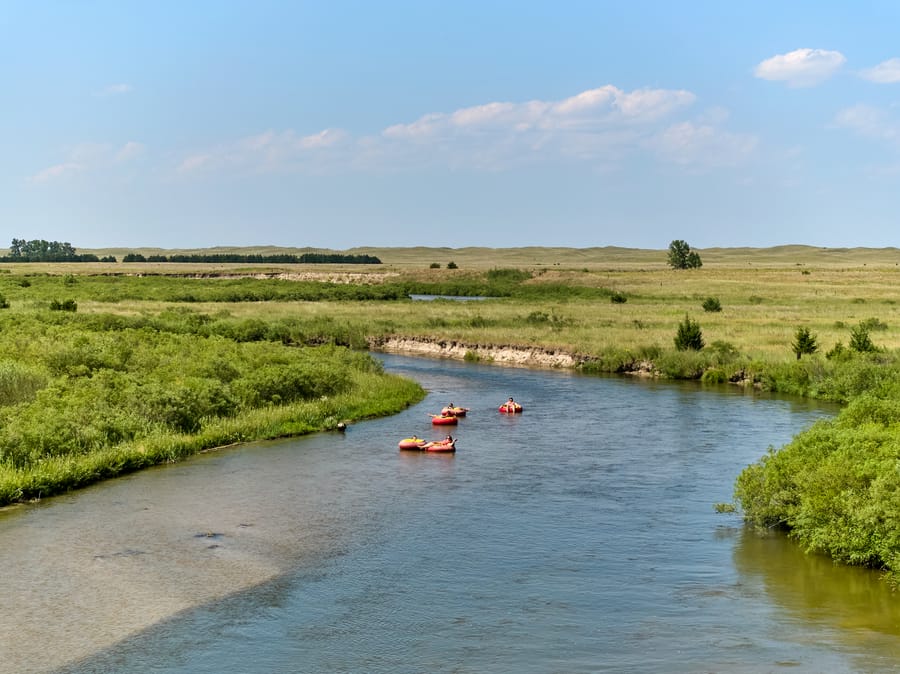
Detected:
left=369, top=336, right=598, bottom=370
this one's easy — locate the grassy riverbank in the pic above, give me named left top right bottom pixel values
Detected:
left=6, top=244, right=900, bottom=582
left=0, top=312, right=424, bottom=506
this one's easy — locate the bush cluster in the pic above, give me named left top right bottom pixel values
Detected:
left=0, top=312, right=421, bottom=502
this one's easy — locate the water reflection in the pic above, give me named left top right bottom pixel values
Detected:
left=734, top=526, right=900, bottom=645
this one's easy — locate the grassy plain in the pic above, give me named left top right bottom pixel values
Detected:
left=20, top=243, right=900, bottom=362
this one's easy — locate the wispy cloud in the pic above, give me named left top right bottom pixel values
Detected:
left=96, top=83, right=134, bottom=97
left=28, top=141, right=145, bottom=183
left=28, top=162, right=84, bottom=184
left=754, top=48, right=846, bottom=87
left=177, top=128, right=349, bottom=174
left=382, top=86, right=696, bottom=141
left=115, top=141, right=145, bottom=162
left=860, top=58, right=900, bottom=83
left=176, top=85, right=753, bottom=175
left=833, top=104, right=900, bottom=142
left=647, top=122, right=758, bottom=168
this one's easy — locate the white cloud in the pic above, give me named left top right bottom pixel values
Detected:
left=115, top=141, right=145, bottom=162
left=648, top=122, right=758, bottom=167
left=176, top=86, right=756, bottom=175
left=374, top=86, right=700, bottom=170
left=28, top=141, right=145, bottom=183
left=754, top=48, right=846, bottom=87
left=383, top=85, right=696, bottom=140
left=27, top=162, right=84, bottom=183
left=177, top=128, right=349, bottom=174
left=860, top=58, right=900, bottom=83
left=833, top=104, right=900, bottom=141
left=97, top=83, right=134, bottom=96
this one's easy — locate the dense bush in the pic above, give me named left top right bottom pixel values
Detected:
left=735, top=387, right=900, bottom=577
left=674, top=314, right=704, bottom=351
left=849, top=322, right=877, bottom=353
left=49, top=299, right=77, bottom=312
left=0, top=314, right=419, bottom=498
left=701, top=297, right=721, bottom=312
left=486, top=268, right=532, bottom=284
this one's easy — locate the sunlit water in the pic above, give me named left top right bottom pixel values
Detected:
left=3, top=355, right=899, bottom=673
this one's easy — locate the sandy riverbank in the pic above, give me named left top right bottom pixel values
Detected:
left=370, top=336, right=592, bottom=369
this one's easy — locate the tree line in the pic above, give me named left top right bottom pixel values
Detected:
left=1, top=241, right=382, bottom=265
left=2, top=239, right=114, bottom=263
left=122, top=253, right=382, bottom=264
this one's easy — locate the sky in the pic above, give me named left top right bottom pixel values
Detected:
left=4, top=1, right=900, bottom=251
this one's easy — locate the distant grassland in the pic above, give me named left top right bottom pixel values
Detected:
left=8, top=245, right=900, bottom=362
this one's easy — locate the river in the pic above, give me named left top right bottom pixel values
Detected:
left=3, top=354, right=898, bottom=673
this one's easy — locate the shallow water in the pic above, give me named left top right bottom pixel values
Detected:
left=4, top=355, right=899, bottom=673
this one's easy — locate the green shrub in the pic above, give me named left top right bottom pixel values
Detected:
left=655, top=349, right=709, bottom=379
left=734, top=392, right=900, bottom=576
left=791, top=326, right=818, bottom=360
left=707, top=340, right=740, bottom=363
left=610, top=292, right=627, bottom=304
left=849, top=322, right=877, bottom=353
left=674, top=314, right=704, bottom=351
left=49, top=299, right=77, bottom=312
left=860, top=317, right=888, bottom=331
left=701, top=297, right=721, bottom=312
left=0, top=361, right=47, bottom=406
left=826, top=341, right=849, bottom=361
left=701, top=367, right=728, bottom=384
left=526, top=311, right=551, bottom=325
left=486, top=268, right=532, bottom=283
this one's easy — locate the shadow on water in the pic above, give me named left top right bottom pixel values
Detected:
left=51, top=574, right=301, bottom=674
left=734, top=527, right=900, bottom=640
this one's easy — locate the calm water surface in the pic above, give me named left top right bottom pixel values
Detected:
left=3, top=354, right=900, bottom=673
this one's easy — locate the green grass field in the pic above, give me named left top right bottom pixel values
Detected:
left=11, top=244, right=900, bottom=362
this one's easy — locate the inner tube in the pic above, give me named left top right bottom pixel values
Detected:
left=426, top=441, right=456, bottom=453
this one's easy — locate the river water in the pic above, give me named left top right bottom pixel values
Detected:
left=3, top=354, right=900, bottom=673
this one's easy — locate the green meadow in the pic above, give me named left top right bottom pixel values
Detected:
left=4, top=244, right=900, bottom=582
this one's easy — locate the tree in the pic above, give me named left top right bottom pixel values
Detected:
left=791, top=326, right=818, bottom=360
left=667, top=240, right=702, bottom=270
left=674, top=314, right=704, bottom=351
left=849, top=322, right=877, bottom=353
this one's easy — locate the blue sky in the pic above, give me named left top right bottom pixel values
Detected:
left=5, top=1, right=900, bottom=250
